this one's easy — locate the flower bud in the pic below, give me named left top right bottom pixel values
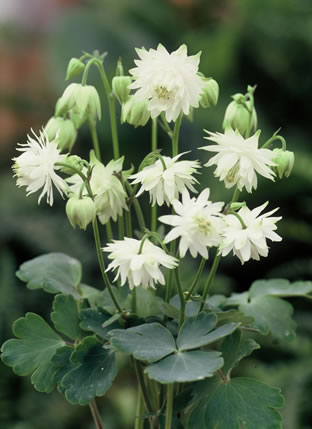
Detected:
left=60, top=155, right=84, bottom=175
left=199, top=78, right=219, bottom=108
left=222, top=94, right=257, bottom=135
left=121, top=97, right=150, bottom=127
left=272, top=148, right=294, bottom=179
left=112, top=76, right=132, bottom=105
left=56, top=83, right=101, bottom=124
left=66, top=58, right=85, bottom=80
left=44, top=117, right=77, bottom=152
left=66, top=196, right=96, bottom=230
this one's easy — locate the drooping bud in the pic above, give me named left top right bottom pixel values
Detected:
left=222, top=93, right=257, bottom=136
left=121, top=97, right=150, bottom=127
left=230, top=202, right=246, bottom=211
left=55, top=83, right=101, bottom=125
left=272, top=148, right=294, bottom=179
left=66, top=58, right=85, bottom=80
left=112, top=76, right=132, bottom=105
left=199, top=78, right=219, bottom=108
left=66, top=195, right=96, bottom=230
left=44, top=117, right=77, bottom=152
left=60, top=155, right=84, bottom=175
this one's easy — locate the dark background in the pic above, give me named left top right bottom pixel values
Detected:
left=1, top=0, right=312, bottom=428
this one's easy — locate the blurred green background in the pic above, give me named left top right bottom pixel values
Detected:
left=1, top=0, right=312, bottom=428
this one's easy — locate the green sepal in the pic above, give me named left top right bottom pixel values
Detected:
left=60, top=336, right=117, bottom=405
left=187, top=377, right=284, bottom=429
left=16, top=253, right=82, bottom=299
left=1, top=313, right=65, bottom=393
left=51, top=294, right=85, bottom=340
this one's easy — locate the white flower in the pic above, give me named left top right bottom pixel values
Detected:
left=67, top=157, right=127, bottom=224
left=201, top=129, right=276, bottom=192
left=129, top=44, right=205, bottom=122
left=103, top=237, right=178, bottom=290
left=12, top=130, right=68, bottom=206
left=130, top=153, right=200, bottom=207
left=159, top=189, right=224, bottom=259
left=220, top=202, right=282, bottom=264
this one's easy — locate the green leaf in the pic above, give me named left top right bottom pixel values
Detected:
left=249, top=278, right=312, bottom=299
left=51, top=346, right=76, bottom=393
left=220, top=330, right=260, bottom=376
left=1, top=313, right=65, bottom=392
left=80, top=308, right=120, bottom=339
left=176, top=312, right=217, bottom=350
left=16, top=253, right=82, bottom=298
left=51, top=294, right=85, bottom=340
left=216, top=309, right=255, bottom=326
left=234, top=294, right=296, bottom=340
left=187, top=377, right=284, bottom=429
left=60, top=336, right=117, bottom=405
left=170, top=295, right=200, bottom=317
left=109, top=323, right=176, bottom=363
left=177, top=313, right=240, bottom=351
left=145, top=351, right=223, bottom=384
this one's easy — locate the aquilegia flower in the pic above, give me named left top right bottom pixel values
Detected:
left=67, top=157, right=128, bottom=224
left=220, top=202, right=282, bottom=264
left=129, top=44, right=205, bottom=122
left=12, top=129, right=68, bottom=206
left=103, top=237, right=178, bottom=289
left=130, top=153, right=200, bottom=207
left=201, top=129, right=276, bottom=192
left=159, top=189, right=224, bottom=259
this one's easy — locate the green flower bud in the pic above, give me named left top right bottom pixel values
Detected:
left=44, top=117, right=77, bottom=152
left=66, top=58, right=85, bottom=80
left=55, top=83, right=101, bottom=125
left=60, top=155, right=84, bottom=175
left=121, top=97, right=150, bottom=127
left=223, top=94, right=257, bottom=135
left=199, top=78, right=219, bottom=108
left=66, top=196, right=96, bottom=230
left=230, top=202, right=246, bottom=211
left=112, top=76, right=132, bottom=105
left=272, top=148, right=295, bottom=179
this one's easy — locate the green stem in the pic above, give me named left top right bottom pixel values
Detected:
left=105, top=221, right=113, bottom=242
left=95, top=62, right=120, bottom=159
left=132, top=358, right=153, bottom=414
left=200, top=252, right=221, bottom=311
left=125, top=208, right=132, bottom=237
left=89, top=400, right=105, bottom=429
left=185, top=257, right=206, bottom=301
left=118, top=215, right=125, bottom=240
left=227, top=210, right=247, bottom=229
left=165, top=384, right=174, bottom=429
left=81, top=58, right=97, bottom=85
left=172, top=113, right=183, bottom=156
left=88, top=118, right=101, bottom=161
left=165, top=240, right=176, bottom=303
left=160, top=113, right=173, bottom=137
left=175, top=265, right=185, bottom=328
left=132, top=287, right=137, bottom=314
left=92, top=218, right=122, bottom=312
left=230, top=187, right=241, bottom=206
left=262, top=134, right=286, bottom=150
left=125, top=181, right=146, bottom=231
left=151, top=118, right=158, bottom=234
left=135, top=390, right=144, bottom=429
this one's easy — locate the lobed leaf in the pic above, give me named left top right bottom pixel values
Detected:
left=16, top=253, right=82, bottom=298
left=1, top=313, right=65, bottom=392
left=51, top=294, right=85, bottom=340
left=109, top=323, right=176, bottom=363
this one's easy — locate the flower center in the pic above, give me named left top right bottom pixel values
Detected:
left=154, top=85, right=171, bottom=100
left=225, top=161, right=240, bottom=184
left=194, top=215, right=211, bottom=235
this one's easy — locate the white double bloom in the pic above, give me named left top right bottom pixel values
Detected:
left=12, top=130, right=68, bottom=206
left=130, top=153, right=200, bottom=207
left=129, top=44, right=205, bottom=122
left=220, top=202, right=282, bottom=264
left=103, top=237, right=178, bottom=290
left=159, top=189, right=224, bottom=259
left=201, top=129, right=276, bottom=193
